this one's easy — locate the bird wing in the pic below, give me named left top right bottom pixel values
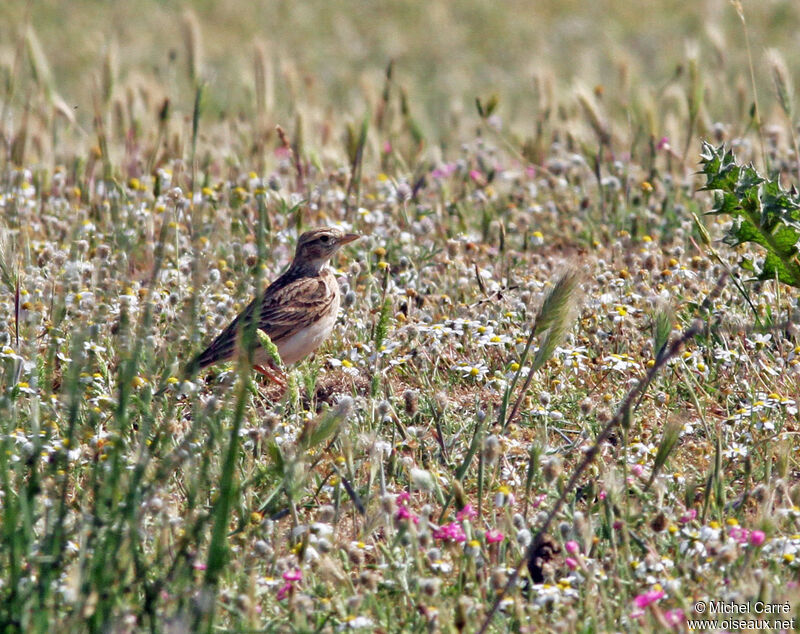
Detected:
left=189, top=274, right=335, bottom=370
left=256, top=275, right=336, bottom=339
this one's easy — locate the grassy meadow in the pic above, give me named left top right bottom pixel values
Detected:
left=2, top=1, right=800, bottom=631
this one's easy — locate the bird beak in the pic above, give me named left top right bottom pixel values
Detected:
left=339, top=233, right=360, bottom=245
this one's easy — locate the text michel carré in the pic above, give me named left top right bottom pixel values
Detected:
left=708, top=601, right=791, bottom=615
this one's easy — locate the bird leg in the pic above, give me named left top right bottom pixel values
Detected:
left=253, top=364, right=288, bottom=389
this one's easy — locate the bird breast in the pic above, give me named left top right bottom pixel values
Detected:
left=271, top=270, right=341, bottom=365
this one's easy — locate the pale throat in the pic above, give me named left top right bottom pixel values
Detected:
left=290, top=256, right=331, bottom=276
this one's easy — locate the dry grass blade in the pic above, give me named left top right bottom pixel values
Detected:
left=503, top=269, right=581, bottom=430
left=532, top=269, right=581, bottom=338
left=0, top=230, right=18, bottom=296
left=181, top=9, right=203, bottom=86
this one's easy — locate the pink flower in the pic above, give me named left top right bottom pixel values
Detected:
left=397, top=491, right=411, bottom=506
left=283, top=569, right=302, bottom=582
left=485, top=529, right=504, bottom=544
left=633, top=589, right=665, bottom=609
left=192, top=561, right=207, bottom=571
left=469, top=169, right=486, bottom=186
left=395, top=505, right=419, bottom=525
left=277, top=569, right=302, bottom=601
left=613, top=520, right=623, bottom=531
left=532, top=493, right=547, bottom=508
left=457, top=505, right=477, bottom=522
left=565, top=540, right=580, bottom=555
left=565, top=557, right=578, bottom=570
left=598, top=490, right=607, bottom=501
left=525, top=166, right=537, bottom=178
left=383, top=141, right=392, bottom=154
left=431, top=163, right=457, bottom=179
left=664, top=608, right=684, bottom=627
left=679, top=509, right=697, bottom=524
left=276, top=582, right=293, bottom=601
left=657, top=136, right=671, bottom=151
left=433, top=522, right=467, bottom=543
left=630, top=464, right=644, bottom=477
left=729, top=526, right=748, bottom=544
left=749, top=530, right=766, bottom=547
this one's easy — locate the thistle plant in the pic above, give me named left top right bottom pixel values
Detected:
left=700, top=142, right=800, bottom=288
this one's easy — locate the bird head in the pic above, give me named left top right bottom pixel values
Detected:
left=293, top=227, right=360, bottom=272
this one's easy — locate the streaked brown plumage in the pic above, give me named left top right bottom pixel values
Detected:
left=189, top=227, right=359, bottom=383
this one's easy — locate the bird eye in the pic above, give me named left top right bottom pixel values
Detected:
left=319, top=235, right=331, bottom=244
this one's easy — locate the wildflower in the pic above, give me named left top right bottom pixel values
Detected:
left=601, top=353, right=638, bottom=372
left=750, top=333, right=772, bottom=349
left=565, top=557, right=578, bottom=570
left=478, top=332, right=513, bottom=347
left=559, top=345, right=589, bottom=372
left=465, top=539, right=482, bottom=559
left=723, top=443, right=748, bottom=459
left=453, top=361, right=490, bottom=381
left=429, top=559, right=453, bottom=574
left=349, top=540, right=373, bottom=553
left=84, top=341, right=107, bottom=355
left=699, top=522, right=721, bottom=542
left=633, top=588, right=665, bottom=609
left=395, top=493, right=419, bottom=525
left=733, top=529, right=766, bottom=547
left=456, top=505, right=477, bottom=522
left=16, top=382, right=35, bottom=395
left=565, top=540, right=580, bottom=555
left=328, top=357, right=359, bottom=377
left=431, top=163, right=457, bottom=179
left=338, top=616, right=375, bottom=630
left=664, top=608, right=684, bottom=627
left=275, top=582, right=292, bottom=601
left=276, top=569, right=302, bottom=600
left=494, top=485, right=515, bottom=507
left=485, top=530, right=504, bottom=544
left=433, top=522, right=467, bottom=543
left=469, top=169, right=486, bottom=186
left=0, top=346, right=22, bottom=361
left=713, top=347, right=739, bottom=364
left=283, top=569, right=302, bottom=582
left=729, top=526, right=750, bottom=545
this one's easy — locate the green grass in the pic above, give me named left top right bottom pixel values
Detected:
left=1, top=2, right=799, bottom=632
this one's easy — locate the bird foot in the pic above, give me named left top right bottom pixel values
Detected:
left=253, top=364, right=288, bottom=390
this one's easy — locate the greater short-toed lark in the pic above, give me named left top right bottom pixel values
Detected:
left=189, top=227, right=359, bottom=384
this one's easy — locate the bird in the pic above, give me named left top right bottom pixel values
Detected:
left=187, top=227, right=359, bottom=386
